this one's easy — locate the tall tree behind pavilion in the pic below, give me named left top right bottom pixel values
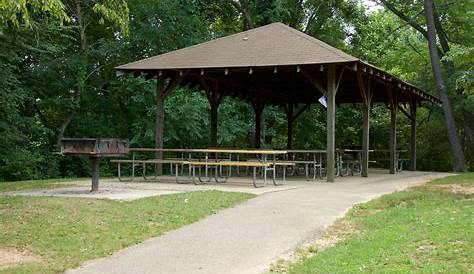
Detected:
left=377, top=0, right=469, bottom=171
left=423, top=0, right=465, bottom=170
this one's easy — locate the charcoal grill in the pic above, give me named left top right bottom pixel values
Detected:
left=60, top=138, right=129, bottom=192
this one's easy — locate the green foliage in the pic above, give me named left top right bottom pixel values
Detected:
left=0, top=0, right=472, bottom=181
left=0, top=0, right=68, bottom=27
left=93, top=0, right=130, bottom=35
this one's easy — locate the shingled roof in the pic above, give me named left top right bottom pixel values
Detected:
left=116, top=22, right=440, bottom=105
left=117, top=23, right=358, bottom=70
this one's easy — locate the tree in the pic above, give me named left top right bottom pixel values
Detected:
left=55, top=0, right=129, bottom=148
left=377, top=0, right=469, bottom=171
left=423, top=0, right=465, bottom=171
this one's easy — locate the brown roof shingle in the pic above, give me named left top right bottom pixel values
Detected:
left=116, top=22, right=358, bottom=70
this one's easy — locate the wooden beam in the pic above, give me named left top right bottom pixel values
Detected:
left=399, top=104, right=412, bottom=119
left=359, top=75, right=372, bottom=177
left=356, top=70, right=368, bottom=106
left=409, top=96, right=417, bottom=171
left=327, top=64, right=336, bottom=182
left=387, top=85, right=398, bottom=174
left=300, top=68, right=326, bottom=95
left=293, top=103, right=311, bottom=121
left=154, top=72, right=187, bottom=175
left=202, top=79, right=222, bottom=147
left=155, top=75, right=165, bottom=175
left=285, top=103, right=310, bottom=149
left=163, top=70, right=188, bottom=99
left=335, top=67, right=345, bottom=95
left=362, top=104, right=370, bottom=177
left=190, top=73, right=289, bottom=102
left=252, top=101, right=265, bottom=148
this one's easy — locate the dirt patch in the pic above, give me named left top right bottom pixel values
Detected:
left=0, top=248, right=41, bottom=268
left=430, top=184, right=474, bottom=195
left=313, top=219, right=359, bottom=250
left=415, top=242, right=437, bottom=254
left=352, top=208, right=384, bottom=218
left=268, top=219, right=359, bottom=273
left=411, top=241, right=437, bottom=267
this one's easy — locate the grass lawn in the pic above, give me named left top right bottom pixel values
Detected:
left=280, top=173, right=473, bottom=274
left=0, top=190, right=254, bottom=273
left=0, top=178, right=88, bottom=193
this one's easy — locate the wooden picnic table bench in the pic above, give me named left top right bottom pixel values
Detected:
left=110, top=159, right=191, bottom=182
left=128, top=147, right=288, bottom=178
left=111, top=157, right=292, bottom=188
left=188, top=161, right=292, bottom=188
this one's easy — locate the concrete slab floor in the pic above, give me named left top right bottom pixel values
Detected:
left=3, top=169, right=452, bottom=201
left=5, top=174, right=311, bottom=200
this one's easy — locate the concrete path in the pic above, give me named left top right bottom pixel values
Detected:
left=68, top=171, right=449, bottom=274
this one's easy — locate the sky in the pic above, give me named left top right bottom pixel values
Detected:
left=362, top=0, right=384, bottom=13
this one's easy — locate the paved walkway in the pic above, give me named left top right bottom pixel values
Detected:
left=68, top=171, right=449, bottom=274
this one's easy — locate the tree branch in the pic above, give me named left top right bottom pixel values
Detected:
left=378, top=0, right=428, bottom=38
left=227, top=0, right=254, bottom=30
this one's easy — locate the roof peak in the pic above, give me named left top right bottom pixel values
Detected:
left=116, top=22, right=358, bottom=70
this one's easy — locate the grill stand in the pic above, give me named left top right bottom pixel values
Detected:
left=91, top=157, right=100, bottom=192
left=59, top=138, right=129, bottom=192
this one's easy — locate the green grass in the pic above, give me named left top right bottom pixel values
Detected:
left=0, top=191, right=254, bottom=273
left=0, top=178, right=87, bottom=193
left=428, top=172, right=474, bottom=186
left=286, top=173, right=473, bottom=274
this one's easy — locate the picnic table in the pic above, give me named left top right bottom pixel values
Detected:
left=113, top=148, right=290, bottom=187
left=371, top=149, right=409, bottom=171
left=285, top=150, right=325, bottom=180
left=336, top=149, right=377, bottom=176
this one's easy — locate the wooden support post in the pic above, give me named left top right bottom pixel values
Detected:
left=287, top=103, right=294, bottom=149
left=91, top=157, right=100, bottom=192
left=155, top=76, right=165, bottom=175
left=327, top=64, right=336, bottom=182
left=285, top=103, right=310, bottom=150
left=155, top=71, right=187, bottom=175
left=388, top=85, right=398, bottom=174
left=409, top=97, right=417, bottom=171
left=203, top=80, right=223, bottom=148
left=252, top=101, right=264, bottom=148
left=357, top=69, right=371, bottom=178
left=362, top=104, right=370, bottom=177
left=210, top=102, right=218, bottom=147
left=389, top=103, right=398, bottom=174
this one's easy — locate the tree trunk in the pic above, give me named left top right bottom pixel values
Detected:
left=424, top=0, right=466, bottom=171
left=229, top=0, right=254, bottom=30
left=380, top=0, right=455, bottom=77
left=56, top=0, right=85, bottom=149
left=56, top=107, right=77, bottom=148
left=78, top=2, right=86, bottom=52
